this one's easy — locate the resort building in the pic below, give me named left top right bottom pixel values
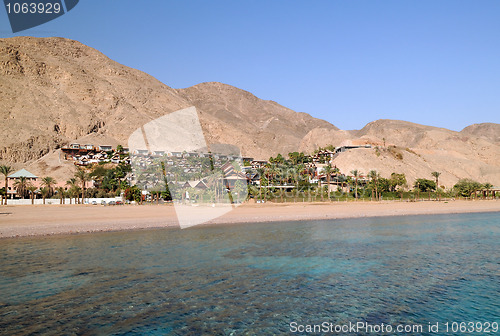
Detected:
left=183, top=180, right=208, bottom=190
left=251, top=160, right=268, bottom=169
left=2, top=168, right=39, bottom=199
left=61, top=144, right=130, bottom=166
left=99, top=145, right=113, bottom=151
left=332, top=145, right=372, bottom=160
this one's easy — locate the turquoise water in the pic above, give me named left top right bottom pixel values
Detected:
left=0, top=212, right=499, bottom=335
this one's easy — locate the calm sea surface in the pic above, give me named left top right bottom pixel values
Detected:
left=0, top=212, right=499, bottom=335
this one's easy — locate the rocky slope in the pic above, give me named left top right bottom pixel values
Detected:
left=176, top=82, right=336, bottom=159
left=461, top=123, right=500, bottom=144
left=302, top=120, right=500, bottom=186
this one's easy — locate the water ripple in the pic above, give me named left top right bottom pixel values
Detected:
left=0, top=212, right=498, bottom=335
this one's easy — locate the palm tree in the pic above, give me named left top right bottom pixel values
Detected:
left=332, top=166, right=340, bottom=177
left=415, top=180, right=420, bottom=200
left=369, top=170, right=379, bottom=200
left=276, top=166, right=285, bottom=202
left=351, top=169, right=360, bottom=199
left=56, top=187, right=66, bottom=204
left=483, top=182, right=493, bottom=199
left=295, top=164, right=305, bottom=199
left=69, top=186, right=81, bottom=204
left=149, top=188, right=161, bottom=205
left=256, top=167, right=265, bottom=201
left=269, top=164, right=278, bottom=185
left=317, top=175, right=323, bottom=202
left=431, top=171, right=441, bottom=200
left=0, top=165, right=13, bottom=205
left=66, top=178, right=78, bottom=204
left=324, top=164, right=332, bottom=201
left=41, top=176, right=57, bottom=198
left=27, top=185, right=37, bottom=204
left=13, top=176, right=30, bottom=199
left=75, top=168, right=90, bottom=204
left=40, top=187, right=50, bottom=205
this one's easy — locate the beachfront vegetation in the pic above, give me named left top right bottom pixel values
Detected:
left=0, top=165, right=13, bottom=205
left=41, top=176, right=57, bottom=198
left=453, top=179, right=484, bottom=197
left=13, top=176, right=30, bottom=199
left=414, top=178, right=436, bottom=192
left=3, top=143, right=497, bottom=204
left=124, top=185, right=142, bottom=203
left=27, top=185, right=37, bottom=204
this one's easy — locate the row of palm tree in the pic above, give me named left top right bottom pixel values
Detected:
left=74, top=168, right=90, bottom=204
left=0, top=164, right=92, bottom=205
left=251, top=158, right=450, bottom=202
left=3, top=174, right=59, bottom=204
left=1, top=158, right=495, bottom=205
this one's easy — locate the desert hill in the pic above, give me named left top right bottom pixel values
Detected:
left=461, top=123, right=500, bottom=144
left=301, top=119, right=500, bottom=186
left=0, top=36, right=498, bottom=187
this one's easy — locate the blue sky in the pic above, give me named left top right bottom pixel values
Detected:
left=1, top=0, right=499, bottom=131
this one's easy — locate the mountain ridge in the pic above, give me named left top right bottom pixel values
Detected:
left=0, top=36, right=498, bottom=186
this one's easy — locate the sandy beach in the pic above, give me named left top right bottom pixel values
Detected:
left=0, top=200, right=498, bottom=238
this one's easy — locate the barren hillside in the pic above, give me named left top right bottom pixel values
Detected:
left=461, top=123, right=500, bottom=144
left=177, top=82, right=337, bottom=159
left=304, top=120, right=500, bottom=187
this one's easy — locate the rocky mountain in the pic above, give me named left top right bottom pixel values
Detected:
left=0, top=36, right=190, bottom=164
left=0, top=36, right=498, bottom=187
left=0, top=37, right=336, bottom=168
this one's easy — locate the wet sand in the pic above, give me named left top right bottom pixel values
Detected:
left=0, top=200, right=498, bottom=238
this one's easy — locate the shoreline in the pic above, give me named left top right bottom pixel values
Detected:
left=0, top=200, right=499, bottom=239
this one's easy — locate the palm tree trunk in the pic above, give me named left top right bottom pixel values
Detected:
left=327, top=175, right=331, bottom=200
left=259, top=182, right=262, bottom=201
left=319, top=180, right=323, bottom=201
left=437, top=177, right=440, bottom=201
left=296, top=176, right=299, bottom=200
left=355, top=179, right=358, bottom=199
left=4, top=177, right=8, bottom=205
left=81, top=182, right=85, bottom=204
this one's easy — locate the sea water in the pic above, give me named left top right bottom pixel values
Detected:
left=0, top=212, right=498, bottom=335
